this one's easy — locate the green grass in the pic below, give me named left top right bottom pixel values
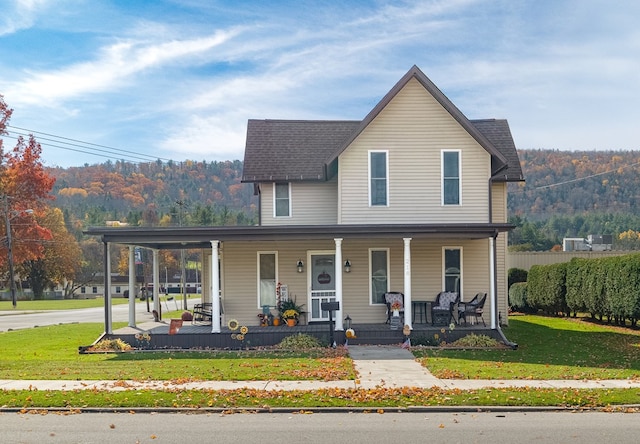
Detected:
left=0, top=323, right=354, bottom=381
left=2, top=387, right=639, bottom=410
left=2, top=314, right=640, bottom=408
left=413, top=314, right=640, bottom=380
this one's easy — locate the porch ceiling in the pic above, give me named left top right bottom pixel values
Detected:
left=85, top=223, right=514, bottom=250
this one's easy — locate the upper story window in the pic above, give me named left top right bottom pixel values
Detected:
left=369, top=151, right=388, bottom=206
left=442, top=150, right=461, bottom=205
left=274, top=183, right=291, bottom=217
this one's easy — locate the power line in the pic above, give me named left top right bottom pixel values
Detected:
left=4, top=124, right=174, bottom=164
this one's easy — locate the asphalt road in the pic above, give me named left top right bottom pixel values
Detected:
left=0, top=411, right=639, bottom=444
left=0, top=301, right=160, bottom=332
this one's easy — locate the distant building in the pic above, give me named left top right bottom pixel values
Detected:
left=563, top=234, right=612, bottom=252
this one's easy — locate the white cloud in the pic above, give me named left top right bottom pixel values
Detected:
left=7, top=28, right=240, bottom=106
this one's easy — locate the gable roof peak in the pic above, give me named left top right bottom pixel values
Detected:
left=326, top=65, right=508, bottom=168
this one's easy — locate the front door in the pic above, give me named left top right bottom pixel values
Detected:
left=309, top=253, right=336, bottom=322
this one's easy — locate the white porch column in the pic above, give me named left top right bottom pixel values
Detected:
left=152, top=249, right=160, bottom=317
left=334, top=238, right=344, bottom=331
left=128, top=246, right=136, bottom=327
left=104, top=242, right=113, bottom=335
left=403, top=238, right=412, bottom=329
left=211, top=240, right=221, bottom=333
left=490, top=236, right=497, bottom=329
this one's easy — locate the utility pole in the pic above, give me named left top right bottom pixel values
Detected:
left=4, top=197, right=16, bottom=308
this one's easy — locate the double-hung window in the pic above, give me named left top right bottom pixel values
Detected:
left=370, top=249, right=389, bottom=304
left=443, top=247, right=462, bottom=294
left=442, top=150, right=460, bottom=205
left=258, top=252, right=277, bottom=308
left=369, top=151, right=388, bottom=206
left=274, top=183, right=291, bottom=217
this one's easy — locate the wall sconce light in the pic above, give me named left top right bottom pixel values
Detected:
left=344, top=259, right=351, bottom=273
left=344, top=314, right=352, bottom=329
left=297, top=260, right=304, bottom=273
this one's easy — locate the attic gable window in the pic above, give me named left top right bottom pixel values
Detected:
left=442, top=150, right=461, bottom=205
left=369, top=151, right=388, bottom=206
left=274, top=182, right=291, bottom=217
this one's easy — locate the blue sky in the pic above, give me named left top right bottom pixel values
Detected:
left=0, top=0, right=638, bottom=167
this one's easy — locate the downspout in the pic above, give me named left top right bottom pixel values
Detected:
left=489, top=172, right=518, bottom=349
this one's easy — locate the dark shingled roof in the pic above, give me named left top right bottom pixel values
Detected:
left=471, top=119, right=524, bottom=182
left=242, top=119, right=359, bottom=182
left=243, top=66, right=524, bottom=184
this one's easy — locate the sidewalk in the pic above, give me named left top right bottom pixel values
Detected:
left=1, top=345, right=639, bottom=392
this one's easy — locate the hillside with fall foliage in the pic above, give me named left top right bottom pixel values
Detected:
left=47, top=159, right=257, bottom=238
left=508, top=149, right=640, bottom=221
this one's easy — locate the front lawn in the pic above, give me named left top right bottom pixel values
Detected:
left=0, top=323, right=353, bottom=381
left=414, top=315, right=640, bottom=380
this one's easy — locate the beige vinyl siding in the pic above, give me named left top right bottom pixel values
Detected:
left=260, top=181, right=338, bottom=226
left=338, top=78, right=491, bottom=225
left=204, top=237, right=494, bottom=326
left=491, top=182, right=507, bottom=223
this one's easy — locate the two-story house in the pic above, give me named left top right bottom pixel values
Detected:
left=88, top=65, right=523, bottom=341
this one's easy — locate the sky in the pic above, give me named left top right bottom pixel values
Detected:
left=0, top=0, right=639, bottom=168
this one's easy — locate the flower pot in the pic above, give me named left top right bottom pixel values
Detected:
left=273, top=318, right=280, bottom=326
left=286, top=318, right=296, bottom=327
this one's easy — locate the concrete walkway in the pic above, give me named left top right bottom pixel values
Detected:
left=0, top=345, right=639, bottom=391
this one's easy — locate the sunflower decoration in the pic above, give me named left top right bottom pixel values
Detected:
left=236, top=334, right=245, bottom=341
left=231, top=333, right=237, bottom=340
left=227, top=319, right=239, bottom=331
left=240, top=326, right=249, bottom=335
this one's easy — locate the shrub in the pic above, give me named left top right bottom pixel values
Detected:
left=508, top=282, right=530, bottom=312
left=450, top=334, right=501, bottom=348
left=88, top=338, right=132, bottom=352
left=276, top=333, right=323, bottom=349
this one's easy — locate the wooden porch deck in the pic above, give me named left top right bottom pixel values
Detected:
left=103, top=318, right=503, bottom=350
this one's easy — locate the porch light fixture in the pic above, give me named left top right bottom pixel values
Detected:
left=344, top=259, right=351, bottom=273
left=296, top=260, right=304, bottom=273
left=344, top=314, right=352, bottom=329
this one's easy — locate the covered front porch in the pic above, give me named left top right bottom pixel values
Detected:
left=85, top=222, right=513, bottom=344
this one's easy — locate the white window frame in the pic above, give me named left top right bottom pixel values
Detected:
left=441, top=150, right=461, bottom=206
left=442, top=246, right=463, bottom=295
left=273, top=183, right=291, bottom=217
left=369, top=248, right=390, bottom=305
left=257, top=251, right=278, bottom=308
left=369, top=150, right=389, bottom=207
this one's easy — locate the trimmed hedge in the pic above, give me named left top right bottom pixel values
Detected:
left=529, top=252, right=640, bottom=326
left=527, top=262, right=568, bottom=315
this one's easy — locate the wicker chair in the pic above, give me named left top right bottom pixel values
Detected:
left=384, top=292, right=404, bottom=324
left=431, top=291, right=459, bottom=325
left=458, top=293, right=487, bottom=326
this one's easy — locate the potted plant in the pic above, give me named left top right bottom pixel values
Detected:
left=278, top=297, right=305, bottom=326
left=282, top=309, right=299, bottom=327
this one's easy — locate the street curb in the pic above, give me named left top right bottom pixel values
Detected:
left=2, top=405, right=639, bottom=414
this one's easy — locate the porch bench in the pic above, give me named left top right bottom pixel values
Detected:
left=192, top=302, right=212, bottom=324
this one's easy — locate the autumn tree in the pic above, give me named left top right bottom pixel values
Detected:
left=20, top=207, right=81, bottom=298
left=0, top=95, right=56, bottom=301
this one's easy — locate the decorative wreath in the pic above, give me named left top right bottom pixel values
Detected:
left=227, top=319, right=239, bottom=331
